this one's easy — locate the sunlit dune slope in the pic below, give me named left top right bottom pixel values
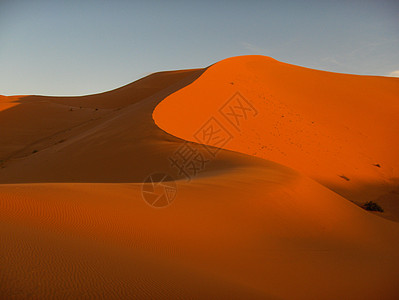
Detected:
left=154, top=55, right=399, bottom=218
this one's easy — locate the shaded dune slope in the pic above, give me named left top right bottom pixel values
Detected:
left=1, top=56, right=399, bottom=299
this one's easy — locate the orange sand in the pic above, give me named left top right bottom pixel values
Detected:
left=1, top=56, right=399, bottom=299
left=154, top=56, right=399, bottom=221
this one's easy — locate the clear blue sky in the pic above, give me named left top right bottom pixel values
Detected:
left=1, top=0, right=398, bottom=96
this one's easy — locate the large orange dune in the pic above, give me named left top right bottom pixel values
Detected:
left=1, top=55, right=399, bottom=299
left=154, top=55, right=399, bottom=221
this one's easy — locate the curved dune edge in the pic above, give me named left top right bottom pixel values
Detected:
left=153, top=55, right=399, bottom=221
left=1, top=57, right=399, bottom=299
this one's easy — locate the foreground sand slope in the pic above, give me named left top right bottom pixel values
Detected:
left=1, top=55, right=399, bottom=299
left=154, top=55, right=399, bottom=220
left=1, top=167, right=399, bottom=299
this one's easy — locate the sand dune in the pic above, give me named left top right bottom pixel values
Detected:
left=154, top=55, right=399, bottom=221
left=0, top=69, right=204, bottom=181
left=1, top=55, right=399, bottom=299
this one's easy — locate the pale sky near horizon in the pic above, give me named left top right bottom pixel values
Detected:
left=1, top=0, right=398, bottom=96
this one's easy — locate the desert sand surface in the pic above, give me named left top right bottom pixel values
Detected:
left=154, top=55, right=399, bottom=221
left=1, top=55, right=399, bottom=299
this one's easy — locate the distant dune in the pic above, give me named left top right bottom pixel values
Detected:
left=1, top=56, right=399, bottom=299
